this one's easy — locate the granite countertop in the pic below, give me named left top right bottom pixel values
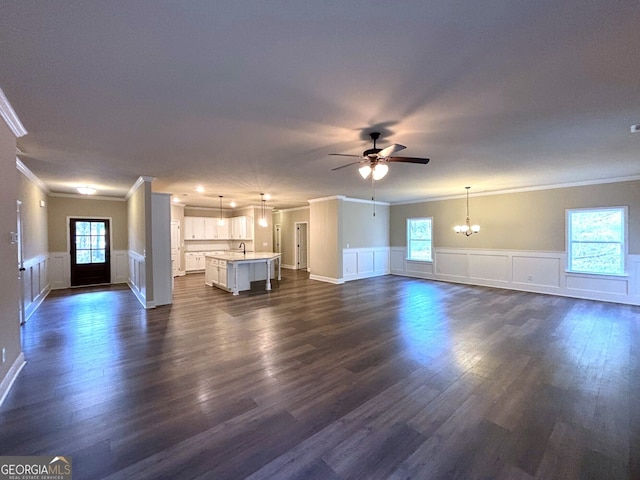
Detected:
left=204, top=252, right=281, bottom=262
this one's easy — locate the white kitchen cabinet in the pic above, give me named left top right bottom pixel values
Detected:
left=218, top=260, right=228, bottom=288
left=216, top=220, right=230, bottom=239
left=230, top=216, right=253, bottom=240
left=185, top=217, right=205, bottom=240
left=205, top=257, right=218, bottom=285
left=185, top=252, right=206, bottom=271
left=204, top=218, right=216, bottom=240
left=205, top=218, right=230, bottom=239
left=186, top=215, right=249, bottom=241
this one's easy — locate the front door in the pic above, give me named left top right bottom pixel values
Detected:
left=70, top=218, right=111, bottom=286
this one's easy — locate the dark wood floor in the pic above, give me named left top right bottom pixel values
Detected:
left=1, top=270, right=638, bottom=479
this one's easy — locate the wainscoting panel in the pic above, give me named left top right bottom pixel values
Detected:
left=128, top=251, right=147, bottom=308
left=405, top=260, right=434, bottom=277
left=512, top=255, right=562, bottom=288
left=390, top=247, right=639, bottom=306
left=49, top=252, right=68, bottom=290
left=434, top=252, right=467, bottom=280
left=374, top=250, right=390, bottom=274
left=342, top=247, right=390, bottom=282
left=390, top=249, right=406, bottom=272
left=113, top=250, right=128, bottom=284
left=565, top=274, right=628, bottom=295
left=49, top=250, right=128, bottom=290
left=23, top=254, right=50, bottom=321
left=469, top=253, right=509, bottom=283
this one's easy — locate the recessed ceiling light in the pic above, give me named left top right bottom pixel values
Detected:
left=229, top=201, right=236, bottom=208
left=195, top=186, right=205, bottom=193
left=264, top=193, right=271, bottom=201
left=172, top=197, right=181, bottom=203
left=77, top=186, right=96, bottom=195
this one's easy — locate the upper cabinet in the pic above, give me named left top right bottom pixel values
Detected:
left=185, top=216, right=251, bottom=240
left=204, top=217, right=230, bottom=239
left=230, top=216, right=253, bottom=240
left=184, top=216, right=205, bottom=240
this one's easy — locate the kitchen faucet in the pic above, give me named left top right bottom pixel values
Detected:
left=239, top=242, right=246, bottom=255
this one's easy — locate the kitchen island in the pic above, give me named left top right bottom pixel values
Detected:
left=204, top=252, right=281, bottom=295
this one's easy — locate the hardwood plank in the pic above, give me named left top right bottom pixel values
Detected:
left=0, top=270, right=636, bottom=479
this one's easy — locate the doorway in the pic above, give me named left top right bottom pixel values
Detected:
left=295, top=222, right=308, bottom=270
left=17, top=200, right=25, bottom=325
left=274, top=224, right=281, bottom=254
left=69, top=218, right=111, bottom=286
left=171, top=220, right=181, bottom=276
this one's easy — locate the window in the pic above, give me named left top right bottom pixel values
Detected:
left=407, top=217, right=432, bottom=261
left=567, top=207, right=626, bottom=275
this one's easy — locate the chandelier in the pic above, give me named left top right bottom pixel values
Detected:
left=454, top=186, right=480, bottom=236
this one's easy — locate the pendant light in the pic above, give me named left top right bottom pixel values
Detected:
left=258, top=193, right=268, bottom=227
left=454, top=186, right=480, bottom=236
left=217, top=195, right=225, bottom=226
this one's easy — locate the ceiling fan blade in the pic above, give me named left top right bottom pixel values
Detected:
left=328, top=153, right=363, bottom=158
left=331, top=160, right=365, bottom=171
left=386, top=156, right=430, bottom=165
left=377, top=143, right=406, bottom=158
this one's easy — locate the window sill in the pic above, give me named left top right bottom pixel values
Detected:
left=406, top=259, right=433, bottom=263
left=565, top=270, right=628, bottom=279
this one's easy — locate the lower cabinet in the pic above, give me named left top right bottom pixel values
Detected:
left=186, top=253, right=206, bottom=272
left=218, top=260, right=228, bottom=288
left=204, top=257, right=218, bottom=285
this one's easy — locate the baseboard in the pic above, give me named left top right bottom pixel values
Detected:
left=24, top=285, right=51, bottom=323
left=309, top=274, right=344, bottom=285
left=127, top=280, right=150, bottom=309
left=0, top=353, right=26, bottom=408
left=282, top=264, right=296, bottom=270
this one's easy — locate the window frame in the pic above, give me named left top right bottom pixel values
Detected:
left=566, top=206, right=628, bottom=276
left=406, top=217, right=433, bottom=262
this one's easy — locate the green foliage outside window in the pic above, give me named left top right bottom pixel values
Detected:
left=567, top=208, right=625, bottom=275
left=407, top=218, right=432, bottom=261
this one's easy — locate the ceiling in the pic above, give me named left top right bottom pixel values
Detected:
left=1, top=1, right=639, bottom=210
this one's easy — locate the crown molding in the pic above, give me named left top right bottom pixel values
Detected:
left=0, top=88, right=27, bottom=137
left=126, top=176, right=155, bottom=200
left=392, top=175, right=640, bottom=206
left=276, top=205, right=310, bottom=213
left=48, top=192, right=126, bottom=202
left=343, top=196, right=390, bottom=206
left=16, top=158, right=50, bottom=194
left=308, top=195, right=346, bottom=204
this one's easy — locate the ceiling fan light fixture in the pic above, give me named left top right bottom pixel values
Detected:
left=372, top=163, right=389, bottom=180
left=359, top=165, right=371, bottom=179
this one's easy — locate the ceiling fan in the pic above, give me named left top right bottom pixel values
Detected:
left=330, top=132, right=430, bottom=180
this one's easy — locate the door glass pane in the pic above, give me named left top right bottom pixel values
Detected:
left=92, top=250, right=106, bottom=263
left=76, top=250, right=91, bottom=264
left=77, top=221, right=91, bottom=235
left=76, top=236, right=91, bottom=249
left=91, top=222, right=105, bottom=236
